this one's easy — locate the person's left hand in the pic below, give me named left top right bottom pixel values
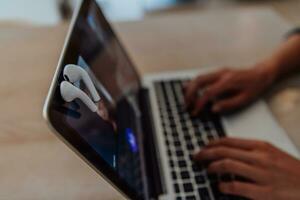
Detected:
left=193, top=137, right=300, bottom=200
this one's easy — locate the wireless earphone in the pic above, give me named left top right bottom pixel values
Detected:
left=63, top=64, right=100, bottom=102
left=60, top=81, right=98, bottom=112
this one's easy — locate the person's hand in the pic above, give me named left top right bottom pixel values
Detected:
left=184, top=65, right=276, bottom=115
left=193, top=137, right=300, bottom=200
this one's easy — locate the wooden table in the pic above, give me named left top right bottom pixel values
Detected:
left=1, top=7, right=300, bottom=200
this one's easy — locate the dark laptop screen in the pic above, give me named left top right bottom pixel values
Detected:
left=47, top=0, right=146, bottom=199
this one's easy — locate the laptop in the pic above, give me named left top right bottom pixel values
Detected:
left=43, top=0, right=300, bottom=199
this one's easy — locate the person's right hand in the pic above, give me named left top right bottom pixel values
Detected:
left=184, top=65, right=277, bottom=115
left=193, top=137, right=300, bottom=200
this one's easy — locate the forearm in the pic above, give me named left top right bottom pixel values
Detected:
left=259, top=34, right=300, bottom=82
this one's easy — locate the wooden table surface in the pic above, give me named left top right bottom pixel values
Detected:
left=1, top=7, right=300, bottom=200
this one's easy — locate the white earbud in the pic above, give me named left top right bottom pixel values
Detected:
left=63, top=64, right=100, bottom=102
left=60, top=81, right=98, bottom=112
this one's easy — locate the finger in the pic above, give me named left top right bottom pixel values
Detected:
left=208, top=159, right=266, bottom=183
left=212, top=92, right=249, bottom=113
left=184, top=71, right=222, bottom=105
left=192, top=80, right=230, bottom=115
left=206, top=137, right=263, bottom=150
left=219, top=181, right=267, bottom=200
left=193, top=146, right=259, bottom=165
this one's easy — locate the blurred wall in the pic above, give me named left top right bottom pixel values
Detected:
left=0, top=0, right=61, bottom=25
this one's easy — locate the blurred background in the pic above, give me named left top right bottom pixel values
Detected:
left=0, top=0, right=299, bottom=25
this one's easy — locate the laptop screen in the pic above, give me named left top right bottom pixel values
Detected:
left=47, top=0, right=146, bottom=198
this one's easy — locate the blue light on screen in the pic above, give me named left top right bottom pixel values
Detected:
left=126, top=128, right=138, bottom=153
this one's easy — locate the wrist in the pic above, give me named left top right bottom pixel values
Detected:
left=254, top=59, right=281, bottom=86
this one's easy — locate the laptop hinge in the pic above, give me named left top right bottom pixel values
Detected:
left=139, top=88, right=164, bottom=199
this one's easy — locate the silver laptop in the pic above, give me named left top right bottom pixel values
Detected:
left=43, top=0, right=299, bottom=199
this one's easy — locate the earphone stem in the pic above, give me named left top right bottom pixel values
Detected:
left=83, top=75, right=101, bottom=102
left=80, top=91, right=98, bottom=112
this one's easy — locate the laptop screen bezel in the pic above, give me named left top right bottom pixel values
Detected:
left=43, top=0, right=144, bottom=199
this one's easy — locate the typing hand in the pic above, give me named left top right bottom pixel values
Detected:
left=193, top=137, right=300, bottom=200
left=184, top=66, right=275, bottom=115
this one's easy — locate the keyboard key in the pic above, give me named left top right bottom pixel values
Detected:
left=178, top=160, right=187, bottom=168
left=197, top=140, right=205, bottom=147
left=175, top=145, right=183, bottom=152
left=192, top=121, right=200, bottom=127
left=174, top=141, right=181, bottom=146
left=169, top=160, right=174, bottom=168
left=195, top=175, right=205, bottom=184
left=180, top=171, right=190, bottom=179
left=170, top=122, right=177, bottom=128
left=186, top=143, right=194, bottom=150
left=173, top=135, right=180, bottom=141
left=168, top=115, right=174, bottom=120
left=192, top=164, right=203, bottom=172
left=174, top=183, right=180, bottom=193
left=183, top=183, right=193, bottom=192
left=172, top=171, right=177, bottom=180
left=165, top=139, right=170, bottom=146
left=186, top=195, right=196, bottom=200
left=182, top=126, right=189, bottom=131
left=198, top=187, right=211, bottom=200
left=184, top=135, right=192, bottom=141
left=176, top=150, right=184, bottom=157
left=207, top=173, right=218, bottom=182
left=194, top=129, right=202, bottom=136
left=204, top=125, right=211, bottom=131
left=163, top=131, right=168, bottom=136
left=178, top=109, right=186, bottom=115
left=168, top=116, right=174, bottom=121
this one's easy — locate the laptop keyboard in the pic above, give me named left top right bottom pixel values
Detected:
left=154, top=80, right=245, bottom=200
